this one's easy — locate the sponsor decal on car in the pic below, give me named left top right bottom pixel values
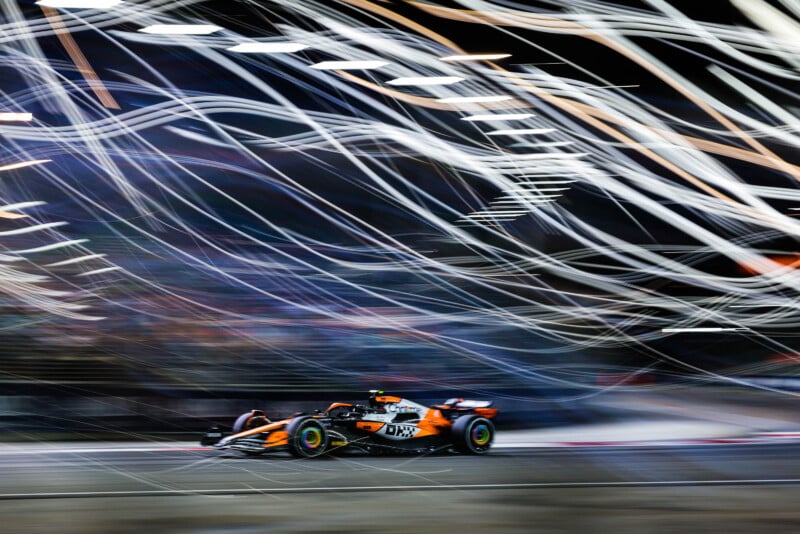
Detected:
left=382, top=423, right=418, bottom=439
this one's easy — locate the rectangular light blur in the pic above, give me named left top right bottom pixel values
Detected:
left=0, top=112, right=33, bottom=121
left=442, top=53, right=511, bottom=61
left=138, top=25, right=223, bottom=35
left=462, top=113, right=534, bottom=121
left=387, top=76, right=463, bottom=86
left=310, top=60, right=389, bottom=70
left=227, top=42, right=308, bottom=53
left=36, top=0, right=122, bottom=8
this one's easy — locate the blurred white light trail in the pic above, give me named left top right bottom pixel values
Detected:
left=1, top=0, right=799, bottom=394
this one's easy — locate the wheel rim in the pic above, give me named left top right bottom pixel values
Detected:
left=300, top=426, right=322, bottom=449
left=471, top=422, right=491, bottom=447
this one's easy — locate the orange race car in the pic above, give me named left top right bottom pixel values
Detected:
left=202, top=390, right=498, bottom=457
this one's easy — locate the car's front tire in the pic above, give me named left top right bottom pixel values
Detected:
left=452, top=415, right=494, bottom=454
left=286, top=417, right=329, bottom=458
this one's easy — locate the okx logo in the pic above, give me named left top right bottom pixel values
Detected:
left=383, top=424, right=417, bottom=439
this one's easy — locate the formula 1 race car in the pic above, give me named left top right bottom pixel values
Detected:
left=201, top=390, right=498, bottom=457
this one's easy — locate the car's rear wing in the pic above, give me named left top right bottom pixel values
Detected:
left=443, top=398, right=493, bottom=409
left=433, top=398, right=498, bottom=419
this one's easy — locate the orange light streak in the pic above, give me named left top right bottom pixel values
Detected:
left=408, top=2, right=798, bottom=182
left=40, top=5, right=120, bottom=110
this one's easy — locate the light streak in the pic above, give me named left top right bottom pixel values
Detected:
left=731, top=0, right=800, bottom=41
left=35, top=0, right=122, bottom=8
left=728, top=305, right=793, bottom=309
left=46, top=254, right=107, bottom=267
left=0, top=212, right=29, bottom=219
left=0, top=160, right=51, bottom=172
left=227, top=42, right=309, bottom=53
left=437, top=95, right=514, bottom=103
left=514, top=180, right=577, bottom=185
left=0, top=112, right=33, bottom=121
left=3, top=0, right=800, bottom=395
left=138, top=25, right=223, bottom=35
left=39, top=4, right=119, bottom=109
left=11, top=239, right=89, bottom=254
left=442, top=53, right=512, bottom=61
left=386, top=76, right=464, bottom=86
left=0, top=201, right=46, bottom=212
left=492, top=197, right=560, bottom=203
left=662, top=328, right=747, bottom=333
left=310, top=60, right=389, bottom=70
left=461, top=113, right=535, bottom=121
left=0, top=221, right=67, bottom=237
left=0, top=200, right=45, bottom=219
left=74, top=266, right=122, bottom=276
left=486, top=128, right=555, bottom=135
left=509, top=141, right=573, bottom=148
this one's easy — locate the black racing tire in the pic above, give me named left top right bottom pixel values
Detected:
left=286, top=417, right=329, bottom=458
left=452, top=415, right=494, bottom=454
left=232, top=411, right=268, bottom=434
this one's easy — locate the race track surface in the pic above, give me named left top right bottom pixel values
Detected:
left=2, top=441, right=800, bottom=532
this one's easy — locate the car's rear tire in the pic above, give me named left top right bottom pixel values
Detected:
left=452, top=415, right=494, bottom=454
left=287, top=417, right=328, bottom=458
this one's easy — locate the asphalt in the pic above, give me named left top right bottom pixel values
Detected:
left=4, top=440, right=800, bottom=533
left=3, top=387, right=800, bottom=532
